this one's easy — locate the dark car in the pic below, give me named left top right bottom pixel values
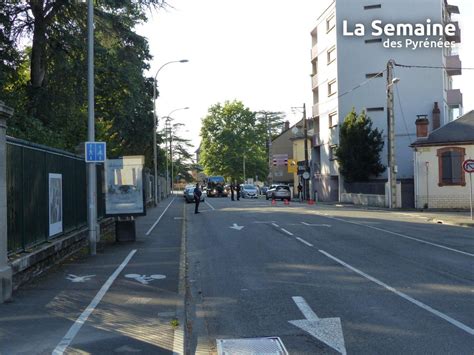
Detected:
left=207, top=176, right=228, bottom=197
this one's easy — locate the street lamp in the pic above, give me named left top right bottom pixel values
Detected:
left=291, top=104, right=309, bottom=200
left=162, top=107, right=189, bottom=196
left=152, top=59, right=189, bottom=206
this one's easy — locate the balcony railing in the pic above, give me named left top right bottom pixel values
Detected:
left=446, top=89, right=463, bottom=107
left=446, top=22, right=461, bottom=43
left=312, top=103, right=319, bottom=117
left=446, top=55, right=462, bottom=76
left=311, top=44, right=318, bottom=60
left=312, top=74, right=319, bottom=89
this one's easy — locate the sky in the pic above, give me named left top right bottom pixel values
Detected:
left=136, top=0, right=474, bottom=153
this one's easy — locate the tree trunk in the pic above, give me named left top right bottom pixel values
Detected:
left=30, top=0, right=47, bottom=89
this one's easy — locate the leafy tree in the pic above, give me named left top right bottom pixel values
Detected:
left=0, top=0, right=168, bottom=170
left=200, top=101, right=268, bottom=182
left=335, top=109, right=385, bottom=182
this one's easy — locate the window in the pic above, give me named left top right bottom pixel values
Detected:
left=312, top=57, right=318, bottom=75
left=366, top=72, right=383, bottom=79
left=327, top=46, right=336, bottom=64
left=326, top=14, right=336, bottom=33
left=329, top=145, right=338, bottom=161
left=365, top=38, right=382, bottom=43
left=329, top=111, right=338, bottom=127
left=364, top=4, right=382, bottom=10
left=366, top=107, right=384, bottom=112
left=328, top=79, right=337, bottom=96
left=437, top=147, right=465, bottom=186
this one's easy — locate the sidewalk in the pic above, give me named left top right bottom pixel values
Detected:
left=306, top=201, right=474, bottom=228
left=0, top=196, right=185, bottom=355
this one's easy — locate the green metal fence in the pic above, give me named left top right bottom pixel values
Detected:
left=6, top=137, right=105, bottom=253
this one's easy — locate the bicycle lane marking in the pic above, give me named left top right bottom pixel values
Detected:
left=52, top=249, right=137, bottom=355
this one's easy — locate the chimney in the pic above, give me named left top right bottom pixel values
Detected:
left=415, top=115, right=429, bottom=138
left=432, top=102, right=441, bottom=130
left=283, top=121, right=290, bottom=132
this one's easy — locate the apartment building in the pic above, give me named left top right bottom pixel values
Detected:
left=310, top=0, right=462, bottom=202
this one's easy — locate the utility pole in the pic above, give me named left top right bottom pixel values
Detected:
left=87, top=0, right=97, bottom=255
left=266, top=113, right=273, bottom=185
left=303, top=103, right=309, bottom=200
left=243, top=154, right=246, bottom=182
left=170, top=129, right=174, bottom=195
left=386, top=59, right=397, bottom=209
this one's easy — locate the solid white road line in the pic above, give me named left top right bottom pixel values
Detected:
left=280, top=228, right=294, bottom=236
left=272, top=223, right=280, bottom=228
left=205, top=200, right=215, bottom=211
left=292, top=296, right=319, bottom=321
left=52, top=250, right=138, bottom=355
left=296, top=237, right=314, bottom=247
left=319, top=249, right=474, bottom=336
left=317, top=214, right=474, bottom=258
left=146, top=198, right=176, bottom=236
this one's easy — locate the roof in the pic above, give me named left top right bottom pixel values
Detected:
left=412, top=110, right=474, bottom=147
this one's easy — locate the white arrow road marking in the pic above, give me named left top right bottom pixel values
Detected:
left=289, top=296, right=346, bottom=355
left=66, top=274, right=96, bottom=283
left=125, top=274, right=166, bottom=285
left=301, top=222, right=331, bottom=227
left=230, top=223, right=244, bottom=230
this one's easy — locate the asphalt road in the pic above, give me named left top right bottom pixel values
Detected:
left=185, top=196, right=474, bottom=354
left=1, top=195, right=473, bottom=354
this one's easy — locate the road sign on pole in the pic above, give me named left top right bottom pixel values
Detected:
left=85, top=142, right=106, bottom=163
left=463, top=159, right=474, bottom=220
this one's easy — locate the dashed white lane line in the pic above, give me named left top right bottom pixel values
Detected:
left=296, top=237, right=314, bottom=247
left=272, top=223, right=280, bottom=228
left=146, top=198, right=176, bottom=236
left=53, top=249, right=138, bottom=355
left=205, top=200, right=215, bottom=211
left=316, top=213, right=474, bottom=258
left=319, top=249, right=474, bottom=336
left=280, top=228, right=294, bottom=236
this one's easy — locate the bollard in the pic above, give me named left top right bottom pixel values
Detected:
left=284, top=199, right=289, bottom=205
left=271, top=199, right=277, bottom=206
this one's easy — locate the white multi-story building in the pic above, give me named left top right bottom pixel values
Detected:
left=311, top=0, right=462, bottom=202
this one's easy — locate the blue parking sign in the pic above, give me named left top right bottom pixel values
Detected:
left=85, top=142, right=106, bottom=162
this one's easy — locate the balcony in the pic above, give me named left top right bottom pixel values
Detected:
left=446, top=22, right=461, bottom=43
left=312, top=103, right=319, bottom=117
left=446, top=54, right=462, bottom=76
left=311, top=44, right=318, bottom=60
left=312, top=74, right=319, bottom=89
left=313, top=133, right=322, bottom=147
left=446, top=89, right=463, bottom=107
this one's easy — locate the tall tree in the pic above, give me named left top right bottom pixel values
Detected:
left=335, top=109, right=385, bottom=182
left=200, top=101, right=267, bottom=182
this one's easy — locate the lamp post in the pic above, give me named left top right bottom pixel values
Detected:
left=291, top=104, right=310, bottom=200
left=386, top=59, right=400, bottom=209
left=162, top=107, right=189, bottom=196
left=152, top=59, right=188, bottom=205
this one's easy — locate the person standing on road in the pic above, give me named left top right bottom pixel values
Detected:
left=297, top=182, right=303, bottom=201
left=236, top=183, right=241, bottom=201
left=194, top=183, right=202, bottom=214
left=230, top=182, right=235, bottom=201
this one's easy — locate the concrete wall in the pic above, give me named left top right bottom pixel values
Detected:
left=270, top=128, right=295, bottom=184
left=414, top=144, right=474, bottom=209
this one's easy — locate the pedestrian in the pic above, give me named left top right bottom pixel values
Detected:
left=230, top=182, right=235, bottom=201
left=297, top=182, right=303, bottom=201
left=236, top=183, right=241, bottom=201
left=193, top=183, right=202, bottom=214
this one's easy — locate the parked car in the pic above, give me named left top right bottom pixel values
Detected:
left=184, top=186, right=205, bottom=203
left=266, top=185, right=291, bottom=201
left=260, top=186, right=269, bottom=195
left=183, top=185, right=195, bottom=198
left=241, top=184, right=259, bottom=198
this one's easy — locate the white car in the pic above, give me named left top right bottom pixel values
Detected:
left=241, top=184, right=259, bottom=198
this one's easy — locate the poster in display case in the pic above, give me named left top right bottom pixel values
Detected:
left=105, top=155, right=146, bottom=217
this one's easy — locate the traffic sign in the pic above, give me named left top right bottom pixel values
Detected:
left=288, top=159, right=297, bottom=173
left=302, top=172, right=310, bottom=180
left=463, top=159, right=474, bottom=173
left=85, top=141, right=106, bottom=163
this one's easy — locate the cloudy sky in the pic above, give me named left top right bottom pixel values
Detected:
left=136, top=0, right=473, bottom=152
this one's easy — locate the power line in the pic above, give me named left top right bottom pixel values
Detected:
left=312, top=68, right=388, bottom=112
left=393, top=67, right=415, bottom=144
left=395, top=63, right=474, bottom=70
